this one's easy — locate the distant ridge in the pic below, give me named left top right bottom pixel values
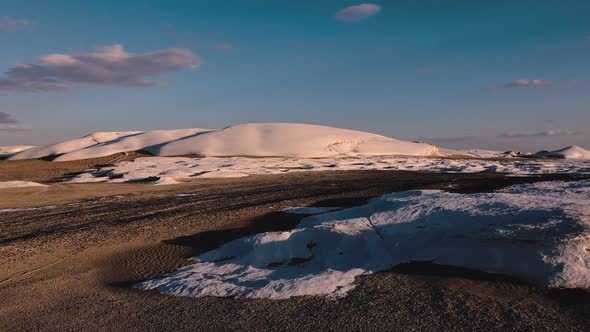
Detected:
left=530, top=145, right=590, bottom=160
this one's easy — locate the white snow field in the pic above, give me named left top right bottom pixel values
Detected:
left=0, top=181, right=47, bottom=189
left=67, top=155, right=590, bottom=185
left=0, top=146, right=35, bottom=158
left=532, top=146, right=590, bottom=160
left=9, top=123, right=440, bottom=161
left=137, top=180, right=590, bottom=299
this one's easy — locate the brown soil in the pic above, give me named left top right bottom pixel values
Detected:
left=1, top=168, right=589, bottom=331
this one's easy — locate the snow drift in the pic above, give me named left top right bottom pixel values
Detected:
left=532, top=146, right=590, bottom=160
left=9, top=123, right=440, bottom=161
left=137, top=180, right=590, bottom=299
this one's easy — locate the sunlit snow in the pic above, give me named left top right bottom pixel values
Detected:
left=67, top=155, right=590, bottom=184
left=137, top=180, right=590, bottom=299
left=0, top=181, right=47, bottom=189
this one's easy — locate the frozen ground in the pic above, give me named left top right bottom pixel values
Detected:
left=67, top=155, right=590, bottom=185
left=137, top=180, right=590, bottom=299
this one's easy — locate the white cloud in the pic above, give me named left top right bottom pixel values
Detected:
left=335, top=3, right=381, bottom=22
left=0, top=44, right=201, bottom=92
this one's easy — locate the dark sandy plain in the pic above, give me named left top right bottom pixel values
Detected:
left=1, top=156, right=590, bottom=331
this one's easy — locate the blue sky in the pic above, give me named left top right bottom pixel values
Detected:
left=1, top=0, right=589, bottom=151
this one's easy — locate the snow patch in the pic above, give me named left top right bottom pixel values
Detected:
left=137, top=180, right=590, bottom=299
left=458, top=149, right=523, bottom=158
left=0, top=181, right=47, bottom=189
left=67, top=172, right=109, bottom=183
left=154, top=177, right=181, bottom=185
left=0, top=205, right=56, bottom=213
left=67, top=155, right=590, bottom=185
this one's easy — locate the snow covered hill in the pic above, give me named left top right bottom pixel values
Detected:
left=10, top=131, right=143, bottom=160
left=159, top=123, right=440, bottom=158
left=531, top=146, right=590, bottom=160
left=10, top=123, right=441, bottom=161
left=0, top=146, right=35, bottom=158
left=52, top=128, right=210, bottom=161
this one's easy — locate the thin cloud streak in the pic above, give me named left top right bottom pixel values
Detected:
left=335, top=3, right=381, bottom=22
left=0, top=112, right=29, bottom=131
left=0, top=16, right=32, bottom=31
left=212, top=43, right=233, bottom=51
left=498, top=129, right=580, bottom=138
left=483, top=79, right=553, bottom=91
left=417, top=68, right=432, bottom=76
left=0, top=112, right=18, bottom=124
left=0, top=44, right=201, bottom=92
left=0, top=124, right=30, bottom=131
